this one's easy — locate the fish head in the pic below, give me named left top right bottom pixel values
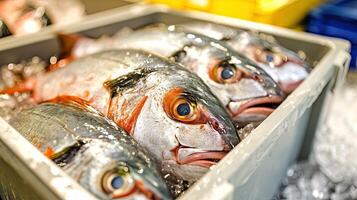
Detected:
left=176, top=23, right=310, bottom=93
left=140, top=69, right=239, bottom=181
left=68, top=140, right=171, bottom=200
left=234, top=34, right=310, bottom=93
left=107, top=60, right=239, bottom=182
left=172, top=41, right=284, bottom=126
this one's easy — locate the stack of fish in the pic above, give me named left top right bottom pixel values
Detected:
left=0, top=22, right=311, bottom=199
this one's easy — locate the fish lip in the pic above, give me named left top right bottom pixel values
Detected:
left=228, top=95, right=284, bottom=118
left=173, top=147, right=228, bottom=168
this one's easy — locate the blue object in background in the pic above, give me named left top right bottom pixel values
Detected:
left=307, top=0, right=357, bottom=70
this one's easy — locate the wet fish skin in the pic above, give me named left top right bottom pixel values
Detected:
left=30, top=49, right=239, bottom=183
left=10, top=102, right=172, bottom=200
left=178, top=22, right=311, bottom=93
left=65, top=26, right=283, bottom=125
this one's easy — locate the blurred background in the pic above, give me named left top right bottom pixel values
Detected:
left=146, top=0, right=356, bottom=70
left=1, top=0, right=355, bottom=69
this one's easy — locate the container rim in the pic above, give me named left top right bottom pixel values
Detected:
left=0, top=4, right=351, bottom=200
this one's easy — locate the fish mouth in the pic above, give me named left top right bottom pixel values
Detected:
left=172, top=147, right=228, bottom=168
left=227, top=95, right=284, bottom=119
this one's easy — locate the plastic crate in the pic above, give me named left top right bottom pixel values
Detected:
left=0, top=5, right=350, bottom=200
left=307, top=0, right=357, bottom=70
left=148, top=0, right=323, bottom=27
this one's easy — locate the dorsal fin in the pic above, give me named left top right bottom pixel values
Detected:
left=104, top=67, right=158, bottom=98
left=44, top=95, right=103, bottom=116
left=52, top=141, right=84, bottom=167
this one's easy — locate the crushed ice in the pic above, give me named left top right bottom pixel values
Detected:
left=274, top=73, right=357, bottom=200
left=0, top=57, right=46, bottom=121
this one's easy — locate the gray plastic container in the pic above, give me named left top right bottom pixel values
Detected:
left=0, top=4, right=351, bottom=200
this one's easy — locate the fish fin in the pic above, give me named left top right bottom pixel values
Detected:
left=104, top=68, right=158, bottom=98
left=45, top=95, right=102, bottom=116
left=0, top=78, right=36, bottom=95
left=44, top=147, right=55, bottom=159
left=117, top=95, right=148, bottom=134
left=52, top=142, right=84, bottom=166
left=57, top=33, right=83, bottom=58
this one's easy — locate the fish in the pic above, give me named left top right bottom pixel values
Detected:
left=177, top=22, right=311, bottom=93
left=57, top=26, right=284, bottom=126
left=10, top=100, right=172, bottom=200
left=7, top=49, right=239, bottom=184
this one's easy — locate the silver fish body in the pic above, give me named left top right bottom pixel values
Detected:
left=10, top=101, right=172, bottom=200
left=70, top=26, right=283, bottom=125
left=178, top=22, right=311, bottom=93
left=31, top=49, right=239, bottom=183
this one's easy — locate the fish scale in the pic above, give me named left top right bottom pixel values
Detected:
left=178, top=22, right=311, bottom=93
left=61, top=26, right=283, bottom=126
left=29, top=49, right=239, bottom=185
left=10, top=102, right=171, bottom=200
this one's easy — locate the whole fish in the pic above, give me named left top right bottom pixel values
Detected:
left=178, top=22, right=311, bottom=93
left=10, top=101, right=172, bottom=200
left=8, top=49, right=239, bottom=184
left=58, top=26, right=284, bottom=125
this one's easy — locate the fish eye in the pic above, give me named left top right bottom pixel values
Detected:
left=210, top=61, right=242, bottom=84
left=102, top=166, right=136, bottom=198
left=256, top=49, right=286, bottom=67
left=163, top=88, right=204, bottom=123
left=173, top=99, right=196, bottom=121
left=221, top=67, right=235, bottom=80
left=265, top=54, right=274, bottom=63
left=110, top=176, right=125, bottom=190
left=176, top=102, right=191, bottom=116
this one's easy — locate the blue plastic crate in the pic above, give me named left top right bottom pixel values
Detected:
left=307, top=0, right=357, bottom=69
